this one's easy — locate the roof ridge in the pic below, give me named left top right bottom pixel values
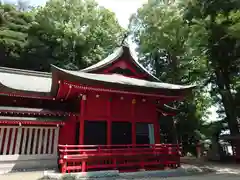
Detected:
left=0, top=66, right=51, bottom=78
left=80, top=45, right=160, bottom=81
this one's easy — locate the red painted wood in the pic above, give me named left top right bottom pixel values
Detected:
left=64, top=85, right=72, bottom=100
left=131, top=99, right=136, bottom=145
left=58, top=144, right=181, bottom=173
left=85, top=92, right=108, bottom=118
left=59, top=116, right=76, bottom=145
left=56, top=81, right=65, bottom=100
left=111, top=94, right=132, bottom=120
left=79, top=95, right=86, bottom=145
left=63, top=81, right=184, bottom=100
left=107, top=97, right=111, bottom=145
left=102, top=59, right=141, bottom=78
left=154, top=121, right=160, bottom=144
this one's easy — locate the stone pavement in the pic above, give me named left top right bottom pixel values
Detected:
left=0, top=171, right=44, bottom=180
left=0, top=158, right=240, bottom=180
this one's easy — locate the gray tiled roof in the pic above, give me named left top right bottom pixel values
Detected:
left=53, top=65, right=195, bottom=90
left=0, top=65, right=195, bottom=94
left=0, top=66, right=51, bottom=93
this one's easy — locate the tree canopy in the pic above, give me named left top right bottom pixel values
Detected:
left=129, top=0, right=240, bottom=152
left=0, top=0, right=125, bottom=71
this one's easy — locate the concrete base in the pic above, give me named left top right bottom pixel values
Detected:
left=0, top=155, right=58, bottom=174
left=44, top=170, right=119, bottom=179
left=43, top=167, right=209, bottom=180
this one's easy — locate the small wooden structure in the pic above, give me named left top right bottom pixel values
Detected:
left=0, top=45, right=194, bottom=173
left=221, top=129, right=240, bottom=162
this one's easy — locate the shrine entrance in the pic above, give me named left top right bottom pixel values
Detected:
left=112, top=122, right=132, bottom=145
left=84, top=121, right=107, bottom=145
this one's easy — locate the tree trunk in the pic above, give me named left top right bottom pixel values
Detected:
left=215, top=69, right=239, bottom=136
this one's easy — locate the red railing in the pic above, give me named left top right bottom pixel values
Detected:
left=58, top=144, right=181, bottom=173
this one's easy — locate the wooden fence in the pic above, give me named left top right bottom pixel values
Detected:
left=0, top=125, right=59, bottom=173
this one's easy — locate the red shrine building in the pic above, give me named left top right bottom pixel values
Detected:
left=0, top=45, right=195, bottom=173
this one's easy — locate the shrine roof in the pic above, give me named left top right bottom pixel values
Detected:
left=80, top=45, right=159, bottom=81
left=53, top=65, right=195, bottom=91
left=0, top=65, right=195, bottom=97
left=0, top=66, right=51, bottom=93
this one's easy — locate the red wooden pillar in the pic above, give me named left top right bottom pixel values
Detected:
left=154, top=120, right=160, bottom=144
left=107, top=96, right=112, bottom=145
left=131, top=99, right=136, bottom=145
left=79, top=94, right=87, bottom=145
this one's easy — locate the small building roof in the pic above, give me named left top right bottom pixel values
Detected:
left=0, top=66, right=51, bottom=94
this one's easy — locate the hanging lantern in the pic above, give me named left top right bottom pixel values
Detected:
left=132, top=99, right=136, bottom=104
left=82, top=94, right=87, bottom=100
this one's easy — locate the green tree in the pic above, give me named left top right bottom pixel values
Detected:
left=22, top=0, right=125, bottom=71
left=129, top=0, right=211, bottom=152
left=0, top=3, right=33, bottom=68
left=0, top=0, right=124, bottom=71
left=183, top=0, right=240, bottom=136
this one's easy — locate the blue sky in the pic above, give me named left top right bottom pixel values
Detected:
left=4, top=0, right=148, bottom=28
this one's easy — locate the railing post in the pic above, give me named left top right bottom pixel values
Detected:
left=79, top=94, right=87, bottom=145
left=82, top=152, right=86, bottom=172
left=177, top=144, right=181, bottom=167
left=113, top=157, right=117, bottom=170
left=60, top=145, right=68, bottom=173
left=196, top=141, right=201, bottom=158
left=131, top=99, right=136, bottom=146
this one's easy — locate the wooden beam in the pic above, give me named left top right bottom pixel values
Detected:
left=64, top=82, right=185, bottom=100
left=131, top=99, right=136, bottom=146
left=64, top=85, right=72, bottom=100
left=79, top=94, right=87, bottom=145
left=107, top=96, right=112, bottom=145
left=56, top=80, right=63, bottom=100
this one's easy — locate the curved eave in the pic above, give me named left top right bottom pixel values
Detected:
left=0, top=83, right=51, bottom=97
left=80, top=45, right=160, bottom=81
left=51, top=65, right=195, bottom=97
